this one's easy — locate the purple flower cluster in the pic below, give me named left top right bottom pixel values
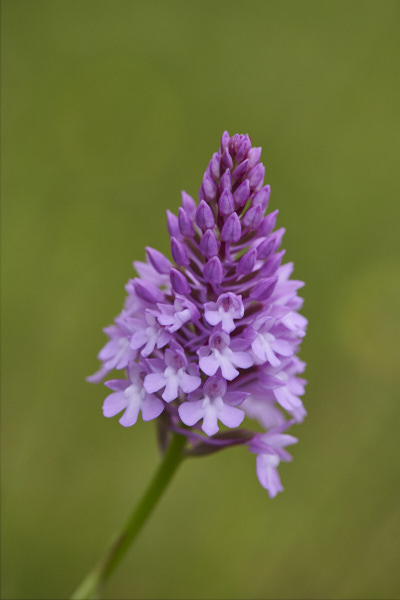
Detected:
left=89, top=132, right=307, bottom=498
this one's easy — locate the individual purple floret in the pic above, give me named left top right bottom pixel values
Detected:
left=204, top=292, right=244, bottom=333
left=144, top=342, right=201, bottom=402
left=89, top=132, right=307, bottom=497
left=197, top=331, right=253, bottom=381
left=249, top=425, right=298, bottom=498
left=178, top=376, right=248, bottom=436
left=103, top=362, right=164, bottom=427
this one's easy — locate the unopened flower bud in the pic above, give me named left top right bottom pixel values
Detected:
left=166, top=210, right=181, bottom=239
left=134, top=279, right=165, bottom=304
left=181, top=191, right=197, bottom=218
left=200, top=229, right=219, bottom=258
left=204, top=256, right=223, bottom=284
left=236, top=135, right=251, bottom=163
left=258, top=209, right=278, bottom=237
left=220, top=168, right=232, bottom=192
left=242, top=204, right=263, bottom=229
left=256, top=237, right=275, bottom=260
left=247, top=163, right=265, bottom=189
left=232, top=159, right=249, bottom=182
left=202, top=171, right=217, bottom=202
left=146, top=247, right=172, bottom=274
left=247, top=146, right=262, bottom=168
left=221, top=212, right=241, bottom=242
left=236, top=248, right=257, bottom=275
left=171, top=237, right=190, bottom=266
left=260, top=250, right=285, bottom=276
left=250, top=276, right=278, bottom=301
left=178, top=207, right=195, bottom=237
left=219, top=189, right=235, bottom=216
left=229, top=134, right=240, bottom=158
left=221, top=147, right=233, bottom=171
left=252, top=185, right=270, bottom=211
left=195, top=200, right=215, bottom=230
left=209, top=152, right=221, bottom=181
left=170, top=268, right=191, bottom=295
left=220, top=130, right=230, bottom=152
left=233, top=179, right=250, bottom=207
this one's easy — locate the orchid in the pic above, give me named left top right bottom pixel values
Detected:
left=74, top=132, right=307, bottom=599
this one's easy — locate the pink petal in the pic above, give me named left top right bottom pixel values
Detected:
left=144, top=372, right=166, bottom=394
left=219, top=404, right=245, bottom=429
left=231, top=351, right=253, bottom=369
left=251, top=335, right=269, bottom=361
left=87, top=366, right=109, bottom=383
left=274, top=387, right=302, bottom=410
left=220, top=313, right=236, bottom=333
left=104, top=379, right=130, bottom=392
left=264, top=344, right=281, bottom=367
left=141, top=396, right=164, bottom=421
left=162, top=377, right=179, bottom=402
left=219, top=355, right=239, bottom=380
left=273, top=339, right=294, bottom=357
left=178, top=400, right=204, bottom=426
left=119, top=400, right=141, bottom=427
left=180, top=373, right=202, bottom=394
left=202, top=405, right=219, bottom=436
left=266, top=433, right=298, bottom=448
left=157, top=329, right=171, bottom=348
left=256, top=455, right=283, bottom=497
left=199, top=354, right=219, bottom=376
left=204, top=309, right=221, bottom=327
left=102, top=392, right=128, bottom=418
left=98, top=339, right=119, bottom=361
left=130, top=330, right=148, bottom=350
left=141, top=337, right=156, bottom=357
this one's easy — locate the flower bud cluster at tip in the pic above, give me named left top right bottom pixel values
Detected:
left=89, top=132, right=307, bottom=498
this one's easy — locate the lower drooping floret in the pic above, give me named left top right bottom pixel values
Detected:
left=89, top=131, right=307, bottom=498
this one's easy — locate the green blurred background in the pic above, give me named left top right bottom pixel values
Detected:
left=2, top=1, right=400, bottom=599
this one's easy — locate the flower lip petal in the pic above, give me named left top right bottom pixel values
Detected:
left=218, top=404, right=245, bottom=430
left=141, top=396, right=164, bottom=421
left=199, top=353, right=220, bottom=377
left=102, top=391, right=128, bottom=418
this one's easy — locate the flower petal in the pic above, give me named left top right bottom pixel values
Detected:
left=199, top=354, right=220, bottom=376
left=219, top=404, right=245, bottom=429
left=144, top=372, right=166, bottom=394
left=102, top=392, right=127, bottom=418
left=141, top=396, right=164, bottom=421
left=178, top=400, right=204, bottom=427
left=119, top=399, right=141, bottom=427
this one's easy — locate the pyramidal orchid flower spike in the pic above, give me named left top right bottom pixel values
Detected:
left=73, top=132, right=307, bottom=599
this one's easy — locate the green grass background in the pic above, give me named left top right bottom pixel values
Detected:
left=2, top=1, right=400, bottom=598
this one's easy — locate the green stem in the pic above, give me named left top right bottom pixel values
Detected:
left=71, top=432, right=186, bottom=600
